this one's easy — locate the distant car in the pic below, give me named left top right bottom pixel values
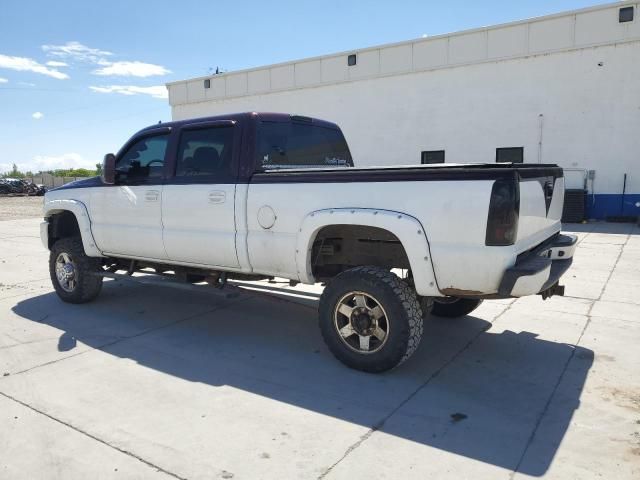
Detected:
left=21, top=180, right=39, bottom=196
left=0, top=178, right=23, bottom=194
left=0, top=178, right=45, bottom=195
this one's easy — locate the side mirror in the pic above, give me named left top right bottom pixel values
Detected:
left=102, top=153, right=116, bottom=185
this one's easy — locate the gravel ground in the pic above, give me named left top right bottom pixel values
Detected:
left=0, top=196, right=44, bottom=221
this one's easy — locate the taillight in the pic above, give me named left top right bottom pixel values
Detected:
left=486, top=175, right=519, bottom=246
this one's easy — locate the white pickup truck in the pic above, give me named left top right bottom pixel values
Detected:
left=41, top=112, right=577, bottom=372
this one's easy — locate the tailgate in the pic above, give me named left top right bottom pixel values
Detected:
left=515, top=165, right=565, bottom=252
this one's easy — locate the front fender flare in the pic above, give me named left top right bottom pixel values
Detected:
left=295, top=208, right=440, bottom=296
left=43, top=199, right=104, bottom=257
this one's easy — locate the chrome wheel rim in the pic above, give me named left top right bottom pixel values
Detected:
left=333, top=291, right=389, bottom=354
left=55, top=252, right=77, bottom=292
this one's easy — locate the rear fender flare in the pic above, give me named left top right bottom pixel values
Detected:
left=44, top=199, right=103, bottom=257
left=295, top=208, right=440, bottom=296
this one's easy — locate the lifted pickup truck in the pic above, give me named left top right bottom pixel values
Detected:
left=42, top=112, right=577, bottom=372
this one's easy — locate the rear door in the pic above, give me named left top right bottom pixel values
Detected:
left=246, top=117, right=353, bottom=276
left=162, top=121, right=240, bottom=267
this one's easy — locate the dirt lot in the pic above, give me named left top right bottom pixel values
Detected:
left=0, top=196, right=43, bottom=221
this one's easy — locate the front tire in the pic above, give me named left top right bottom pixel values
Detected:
left=319, top=266, right=423, bottom=373
left=49, top=237, right=103, bottom=304
left=431, top=297, right=483, bottom=318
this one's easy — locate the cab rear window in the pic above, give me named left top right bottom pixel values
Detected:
left=256, top=121, right=353, bottom=169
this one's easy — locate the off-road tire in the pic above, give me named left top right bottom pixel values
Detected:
left=431, top=297, right=483, bottom=318
left=319, top=266, right=423, bottom=373
left=49, top=237, right=103, bottom=303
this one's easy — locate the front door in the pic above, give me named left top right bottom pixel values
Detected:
left=162, top=122, right=239, bottom=267
left=90, top=130, right=170, bottom=259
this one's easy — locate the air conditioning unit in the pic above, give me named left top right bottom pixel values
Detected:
left=562, top=189, right=586, bottom=223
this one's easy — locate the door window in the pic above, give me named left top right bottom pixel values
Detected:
left=175, top=126, right=235, bottom=181
left=116, top=134, right=169, bottom=184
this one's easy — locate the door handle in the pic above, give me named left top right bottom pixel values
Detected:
left=208, top=190, right=226, bottom=204
left=145, top=190, right=160, bottom=202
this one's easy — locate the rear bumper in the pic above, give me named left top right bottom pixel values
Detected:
left=498, top=233, right=577, bottom=297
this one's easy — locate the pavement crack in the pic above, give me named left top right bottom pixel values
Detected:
left=509, top=306, right=593, bottom=479
left=510, top=229, right=632, bottom=478
left=0, top=336, right=62, bottom=350
left=0, top=390, right=187, bottom=480
left=593, top=233, right=631, bottom=302
left=0, top=296, right=252, bottom=476
left=318, top=302, right=514, bottom=479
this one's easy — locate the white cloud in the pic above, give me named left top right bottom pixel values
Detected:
left=18, top=81, right=36, bottom=87
left=89, top=85, right=168, bottom=99
left=42, top=41, right=112, bottom=64
left=34, top=153, right=94, bottom=170
left=32, top=111, right=44, bottom=120
left=92, top=61, right=171, bottom=77
left=0, top=54, right=69, bottom=80
left=0, top=153, right=96, bottom=174
left=0, top=77, right=7, bottom=83
left=41, top=42, right=170, bottom=78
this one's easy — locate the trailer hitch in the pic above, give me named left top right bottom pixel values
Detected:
left=539, top=282, right=565, bottom=300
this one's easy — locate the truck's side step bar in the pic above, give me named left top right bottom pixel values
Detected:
left=93, top=271, right=241, bottom=299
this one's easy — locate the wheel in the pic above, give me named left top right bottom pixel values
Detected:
left=49, top=237, right=103, bottom=303
left=431, top=297, right=483, bottom=318
left=319, top=266, right=423, bottom=373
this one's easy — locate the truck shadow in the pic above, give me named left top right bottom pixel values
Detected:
left=11, top=282, right=593, bottom=477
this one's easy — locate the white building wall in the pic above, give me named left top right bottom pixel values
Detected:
left=168, top=1, right=640, bottom=218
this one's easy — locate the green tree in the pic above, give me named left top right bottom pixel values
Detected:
left=72, top=168, right=92, bottom=177
left=50, top=167, right=98, bottom=177
left=10, top=163, right=25, bottom=178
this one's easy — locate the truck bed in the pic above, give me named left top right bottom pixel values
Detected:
left=247, top=162, right=565, bottom=296
left=253, top=162, right=563, bottom=182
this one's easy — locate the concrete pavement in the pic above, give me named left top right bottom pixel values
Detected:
left=0, top=218, right=638, bottom=479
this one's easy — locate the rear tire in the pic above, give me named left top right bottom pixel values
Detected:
left=319, top=266, right=423, bottom=373
left=431, top=297, right=483, bottom=318
left=49, top=237, right=103, bottom=304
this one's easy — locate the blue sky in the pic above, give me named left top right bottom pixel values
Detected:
left=0, top=0, right=605, bottom=173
